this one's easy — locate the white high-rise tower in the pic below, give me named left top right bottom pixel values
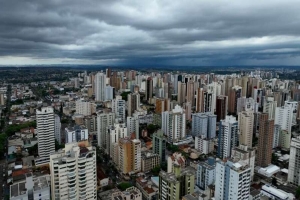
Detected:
left=36, top=107, right=55, bottom=166
left=95, top=72, right=106, bottom=102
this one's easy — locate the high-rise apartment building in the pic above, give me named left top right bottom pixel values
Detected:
left=126, top=116, right=139, bottom=138
left=155, top=98, right=170, bottom=114
left=159, top=166, right=195, bottom=200
left=152, top=130, right=167, bottom=163
left=104, top=85, right=115, bottom=101
left=196, top=87, right=204, bottom=112
left=215, top=159, right=251, bottom=200
left=288, top=137, right=300, bottom=186
left=65, top=125, right=89, bottom=144
left=263, top=96, right=277, bottom=120
left=162, top=105, right=186, bottom=143
left=54, top=114, right=61, bottom=144
left=95, top=72, right=106, bottom=102
left=112, top=95, right=126, bottom=123
left=50, top=141, right=97, bottom=200
left=216, top=95, right=228, bottom=122
left=196, top=157, right=216, bottom=190
left=256, top=113, right=274, bottom=167
left=36, top=107, right=55, bottom=166
left=228, top=86, right=242, bottom=114
left=218, top=115, right=238, bottom=159
left=238, top=111, right=254, bottom=148
left=118, top=138, right=141, bottom=174
left=231, top=145, right=256, bottom=180
left=128, top=92, right=140, bottom=116
left=145, top=77, right=153, bottom=101
left=275, top=103, right=293, bottom=134
left=97, top=112, right=115, bottom=148
left=106, top=122, right=128, bottom=156
left=192, top=112, right=216, bottom=154
left=75, top=99, right=96, bottom=116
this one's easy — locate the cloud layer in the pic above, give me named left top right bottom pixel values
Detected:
left=1, top=0, right=300, bottom=65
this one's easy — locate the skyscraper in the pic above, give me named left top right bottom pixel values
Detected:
left=263, top=96, right=277, bottom=120
left=97, top=112, right=115, bottom=148
left=118, top=138, right=141, bottom=174
left=193, top=112, right=216, bottom=154
left=152, top=130, right=167, bottom=163
left=36, top=107, right=55, bottom=166
left=215, top=159, right=251, bottom=200
left=256, top=113, right=274, bottom=167
left=127, top=92, right=140, bottom=116
left=287, top=136, right=300, bottom=186
left=145, top=77, right=153, bottom=101
left=228, top=85, right=242, bottom=114
left=196, top=157, right=216, bottom=190
left=216, top=95, right=228, bottom=122
left=112, top=95, right=126, bottom=123
left=50, top=141, right=97, bottom=200
left=54, top=114, right=61, bottom=144
left=95, top=72, right=106, bottom=102
left=218, top=115, right=238, bottom=159
left=162, top=105, right=186, bottom=143
left=238, top=110, right=254, bottom=148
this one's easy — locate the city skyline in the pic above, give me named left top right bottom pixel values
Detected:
left=1, top=0, right=300, bottom=66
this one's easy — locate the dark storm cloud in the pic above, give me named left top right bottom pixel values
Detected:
left=1, top=0, right=300, bottom=65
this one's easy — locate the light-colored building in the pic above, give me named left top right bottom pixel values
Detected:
left=65, top=125, right=89, bottom=144
left=97, top=112, right=115, bottom=148
left=36, top=107, right=55, bottom=166
left=218, top=115, right=238, bottom=159
left=238, top=110, right=254, bottom=148
left=111, top=186, right=142, bottom=200
left=112, top=95, right=126, bottom=123
left=196, top=157, right=216, bottom=190
left=54, top=114, right=61, bottom=144
left=118, top=138, right=141, bottom=174
left=192, top=112, right=216, bottom=138
left=10, top=173, right=51, bottom=200
left=261, top=185, right=294, bottom=200
left=127, top=116, right=139, bottom=138
left=288, top=136, right=300, bottom=186
left=106, top=122, right=127, bottom=156
left=105, top=85, right=114, bottom=101
left=215, top=159, right=251, bottom=200
left=95, top=72, right=106, bottom=102
left=162, top=105, right=186, bottom=143
left=263, top=96, right=277, bottom=120
left=75, top=99, right=96, bottom=116
left=231, top=145, right=256, bottom=180
left=50, top=141, right=97, bottom=200
left=275, top=103, right=293, bottom=134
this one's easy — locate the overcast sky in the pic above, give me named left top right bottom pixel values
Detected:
left=1, top=0, right=300, bottom=66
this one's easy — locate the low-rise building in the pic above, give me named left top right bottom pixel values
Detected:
left=111, top=186, right=142, bottom=200
left=10, top=173, right=51, bottom=200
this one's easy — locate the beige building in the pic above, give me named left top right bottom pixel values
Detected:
left=141, top=152, right=160, bottom=172
left=49, top=141, right=97, bottom=200
left=238, top=110, right=254, bottom=148
left=118, top=138, right=141, bottom=174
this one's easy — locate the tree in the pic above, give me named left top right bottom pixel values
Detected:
left=296, top=186, right=300, bottom=199
left=121, top=91, right=131, bottom=101
left=0, top=133, right=7, bottom=157
left=28, top=144, right=38, bottom=156
left=151, top=165, right=161, bottom=176
left=117, top=182, right=132, bottom=191
left=55, top=140, right=65, bottom=151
